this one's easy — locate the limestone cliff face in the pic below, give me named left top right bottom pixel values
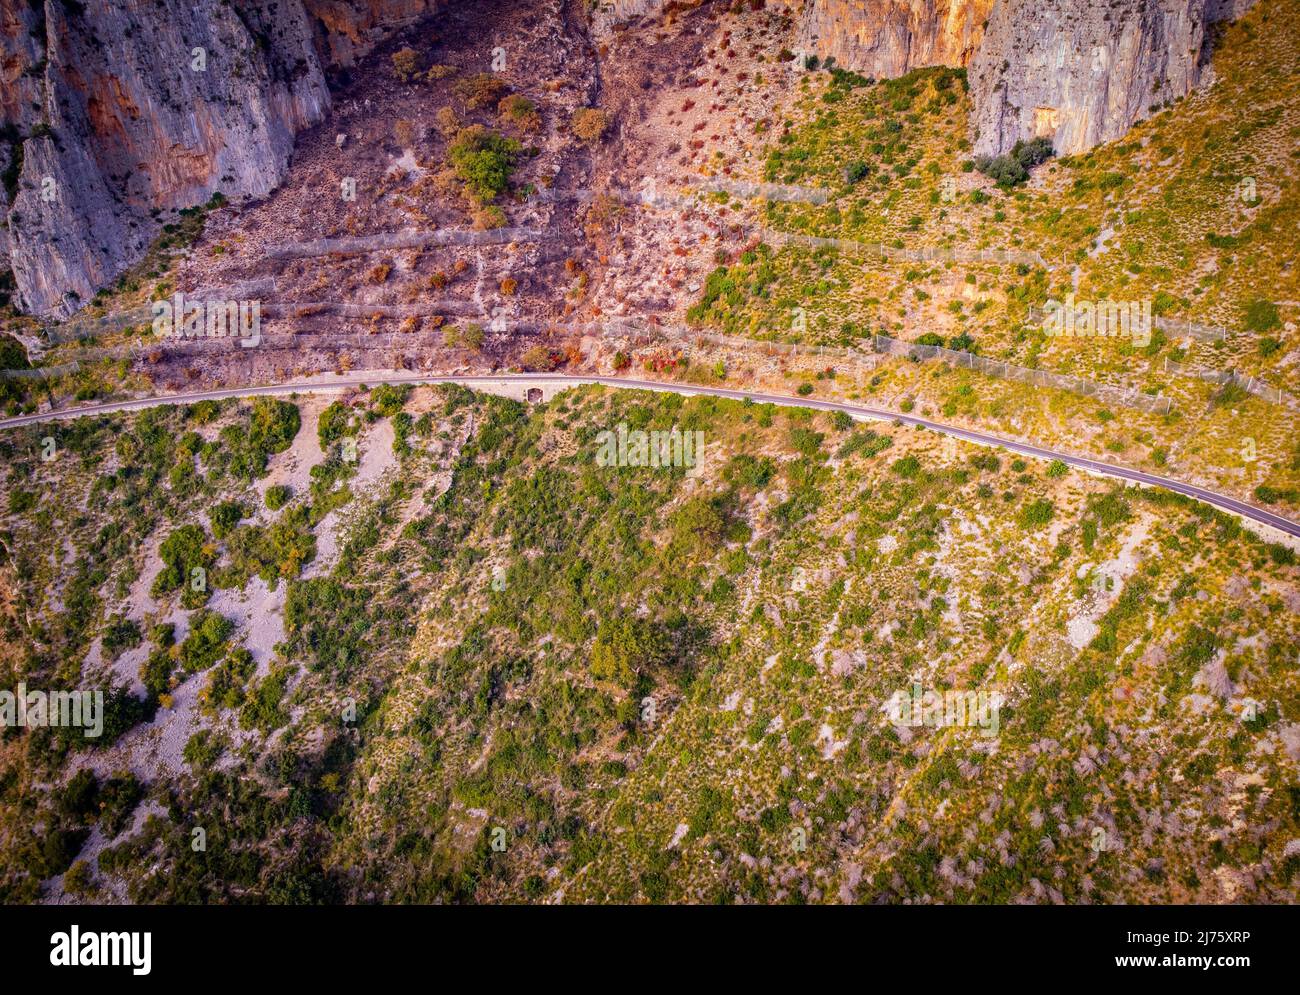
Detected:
left=775, top=0, right=995, bottom=78
left=304, top=0, right=441, bottom=67
left=968, top=0, right=1245, bottom=157
left=0, top=0, right=45, bottom=264
left=776, top=0, right=1255, bottom=157
left=599, top=0, right=1254, bottom=161
left=0, top=0, right=440, bottom=319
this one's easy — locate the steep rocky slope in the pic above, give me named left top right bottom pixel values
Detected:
left=600, top=0, right=1257, bottom=156
left=969, top=0, right=1240, bottom=156
left=2, top=384, right=1297, bottom=903
left=778, top=0, right=994, bottom=78
left=0, top=0, right=442, bottom=319
left=0, top=0, right=1262, bottom=322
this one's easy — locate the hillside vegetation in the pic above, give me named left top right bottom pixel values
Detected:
left=2, top=384, right=1296, bottom=902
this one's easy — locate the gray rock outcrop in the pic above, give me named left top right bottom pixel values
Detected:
left=968, top=0, right=1246, bottom=157
left=776, top=0, right=995, bottom=78
left=599, top=0, right=1257, bottom=159
left=0, top=0, right=441, bottom=318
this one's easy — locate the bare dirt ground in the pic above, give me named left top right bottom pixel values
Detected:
left=161, top=0, right=602, bottom=384
left=135, top=0, right=810, bottom=389
left=583, top=2, right=803, bottom=319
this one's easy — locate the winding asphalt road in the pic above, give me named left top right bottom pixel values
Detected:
left=3, top=371, right=1298, bottom=539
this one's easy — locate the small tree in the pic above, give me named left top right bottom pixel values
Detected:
left=590, top=616, right=670, bottom=686
left=974, top=137, right=1054, bottom=188
left=447, top=125, right=520, bottom=203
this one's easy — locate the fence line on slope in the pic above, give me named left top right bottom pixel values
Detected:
left=1026, top=306, right=1229, bottom=344
left=10, top=304, right=1175, bottom=414
left=1163, top=357, right=1298, bottom=410
left=597, top=319, right=1170, bottom=414
left=868, top=334, right=1171, bottom=414
left=756, top=227, right=1052, bottom=270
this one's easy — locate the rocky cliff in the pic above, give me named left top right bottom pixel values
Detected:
left=1, top=0, right=1261, bottom=321
left=600, top=0, right=1255, bottom=157
left=304, top=0, right=441, bottom=67
left=968, top=0, right=1247, bottom=157
left=776, top=0, right=994, bottom=78
left=0, top=0, right=440, bottom=319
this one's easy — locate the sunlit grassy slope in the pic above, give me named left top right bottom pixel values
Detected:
left=711, top=0, right=1299, bottom=380
left=7, top=385, right=1292, bottom=903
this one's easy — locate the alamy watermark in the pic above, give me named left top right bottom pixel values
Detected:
left=0, top=684, right=103, bottom=738
left=50, top=926, right=151, bottom=975
left=151, top=292, right=262, bottom=347
left=595, top=422, right=705, bottom=471
left=886, top=682, right=1002, bottom=738
left=1042, top=294, right=1152, bottom=347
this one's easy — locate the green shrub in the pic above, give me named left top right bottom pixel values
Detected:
left=1243, top=298, right=1280, bottom=333
left=97, top=773, right=144, bottom=836
left=240, top=665, right=292, bottom=733
left=591, top=616, right=670, bottom=686
left=788, top=426, right=825, bottom=457
left=845, top=161, right=871, bottom=184
left=178, top=609, right=234, bottom=675
left=891, top=455, right=922, bottom=478
left=318, top=401, right=356, bottom=447
left=210, top=500, right=247, bottom=539
left=153, top=525, right=214, bottom=605
left=101, top=615, right=142, bottom=659
left=724, top=453, right=776, bottom=489
left=1018, top=498, right=1054, bottom=529
left=202, top=648, right=257, bottom=713
left=284, top=578, right=372, bottom=673
left=448, top=126, right=521, bottom=203
left=837, top=430, right=892, bottom=460
left=59, top=769, right=100, bottom=822
left=974, top=137, right=1053, bottom=188
left=370, top=384, right=412, bottom=417
left=246, top=398, right=300, bottom=471
left=461, top=323, right=485, bottom=351
left=265, top=484, right=292, bottom=511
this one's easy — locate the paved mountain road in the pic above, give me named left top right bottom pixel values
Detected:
left=2, top=372, right=1297, bottom=539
